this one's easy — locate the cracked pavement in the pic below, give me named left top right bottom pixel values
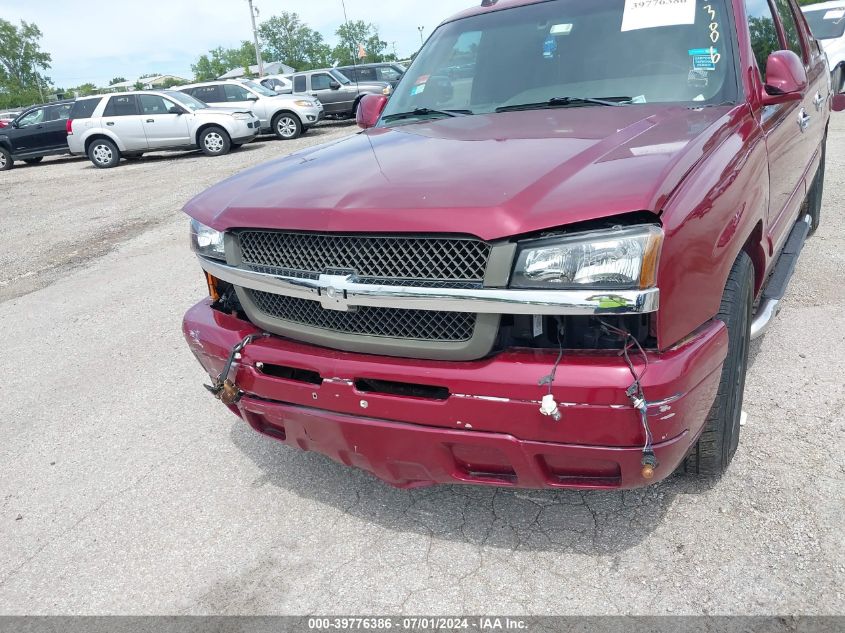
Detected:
left=0, top=118, right=842, bottom=615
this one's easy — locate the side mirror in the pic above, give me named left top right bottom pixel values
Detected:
left=761, top=50, right=808, bottom=105
left=273, top=85, right=284, bottom=92
left=247, top=95, right=259, bottom=101
left=168, top=106, right=185, bottom=115
left=356, top=94, right=389, bottom=129
left=832, top=94, right=845, bottom=112
left=329, top=81, right=341, bottom=90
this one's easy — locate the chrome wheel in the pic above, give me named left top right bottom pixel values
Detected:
left=203, top=132, right=225, bottom=153
left=92, top=144, right=113, bottom=165
left=277, top=117, right=297, bottom=138
left=0, top=153, right=7, bottom=169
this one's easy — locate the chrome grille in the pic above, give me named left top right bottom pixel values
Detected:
left=238, top=231, right=491, bottom=286
left=248, top=290, right=477, bottom=342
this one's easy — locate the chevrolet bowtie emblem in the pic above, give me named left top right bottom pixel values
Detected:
left=318, top=273, right=356, bottom=311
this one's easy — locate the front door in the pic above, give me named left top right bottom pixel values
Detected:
left=11, top=107, right=47, bottom=153
left=309, top=72, right=352, bottom=114
left=138, top=94, right=190, bottom=148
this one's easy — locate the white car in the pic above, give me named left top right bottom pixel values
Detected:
left=66, top=90, right=260, bottom=168
left=803, top=1, right=845, bottom=92
left=257, top=75, right=293, bottom=94
left=177, top=79, right=323, bottom=140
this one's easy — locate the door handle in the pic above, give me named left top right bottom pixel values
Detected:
left=106, top=122, right=115, bottom=126
left=798, top=108, right=811, bottom=132
left=146, top=119, right=155, bottom=123
left=813, top=93, right=824, bottom=111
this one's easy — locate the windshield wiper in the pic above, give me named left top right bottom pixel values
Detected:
left=496, top=96, right=631, bottom=113
left=382, top=107, right=473, bottom=123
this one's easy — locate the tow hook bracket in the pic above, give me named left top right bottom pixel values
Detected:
left=205, top=333, right=270, bottom=406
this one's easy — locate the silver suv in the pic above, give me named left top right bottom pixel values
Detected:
left=66, top=91, right=260, bottom=168
left=177, top=79, right=323, bottom=140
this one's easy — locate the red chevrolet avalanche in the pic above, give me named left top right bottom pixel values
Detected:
left=183, top=0, right=839, bottom=489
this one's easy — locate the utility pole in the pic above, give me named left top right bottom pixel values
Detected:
left=417, top=26, right=425, bottom=47
left=247, top=0, right=265, bottom=77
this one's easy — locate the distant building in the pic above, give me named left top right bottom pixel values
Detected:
left=103, top=80, right=137, bottom=93
left=139, top=75, right=188, bottom=89
left=218, top=61, right=295, bottom=80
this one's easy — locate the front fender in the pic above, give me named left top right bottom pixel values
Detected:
left=655, top=104, right=767, bottom=349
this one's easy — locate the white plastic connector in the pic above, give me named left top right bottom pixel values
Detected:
left=540, top=394, right=562, bottom=422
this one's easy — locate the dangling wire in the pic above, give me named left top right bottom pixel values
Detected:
left=598, top=319, right=654, bottom=455
left=539, top=317, right=565, bottom=393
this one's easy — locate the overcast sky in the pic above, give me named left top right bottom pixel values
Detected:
left=0, top=0, right=467, bottom=87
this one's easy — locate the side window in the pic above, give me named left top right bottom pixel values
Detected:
left=311, top=73, right=333, bottom=91
left=17, top=108, right=45, bottom=127
left=357, top=68, right=378, bottom=82
left=293, top=76, right=306, bottom=92
left=194, top=86, right=223, bottom=103
left=104, top=95, right=139, bottom=117
left=744, top=0, right=781, bottom=81
left=377, top=67, right=402, bottom=82
left=138, top=95, right=172, bottom=115
left=69, top=98, right=100, bottom=120
left=46, top=104, right=72, bottom=121
left=223, top=84, right=252, bottom=101
left=771, top=0, right=804, bottom=60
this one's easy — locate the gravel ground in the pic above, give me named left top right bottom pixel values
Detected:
left=0, top=116, right=842, bottom=616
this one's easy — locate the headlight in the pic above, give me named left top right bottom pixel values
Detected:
left=382, top=86, right=393, bottom=96
left=190, top=219, right=226, bottom=261
left=511, top=225, right=663, bottom=289
left=295, top=100, right=316, bottom=107
left=232, top=112, right=252, bottom=120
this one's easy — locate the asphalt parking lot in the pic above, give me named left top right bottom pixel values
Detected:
left=0, top=117, right=843, bottom=616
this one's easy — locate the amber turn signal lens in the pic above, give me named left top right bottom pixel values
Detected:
left=639, top=229, right=664, bottom=289
left=206, top=273, right=221, bottom=302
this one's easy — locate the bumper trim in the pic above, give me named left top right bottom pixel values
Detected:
left=198, top=256, right=660, bottom=316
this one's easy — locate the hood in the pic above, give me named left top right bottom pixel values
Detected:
left=185, top=104, right=739, bottom=241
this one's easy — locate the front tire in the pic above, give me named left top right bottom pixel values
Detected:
left=272, top=112, right=302, bottom=140
left=0, top=147, right=13, bottom=171
left=684, top=251, right=754, bottom=476
left=199, top=127, right=231, bottom=156
left=88, top=139, right=120, bottom=169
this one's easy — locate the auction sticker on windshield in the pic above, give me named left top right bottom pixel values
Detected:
left=622, top=0, right=697, bottom=32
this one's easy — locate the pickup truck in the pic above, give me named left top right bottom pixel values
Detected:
left=183, top=0, right=843, bottom=490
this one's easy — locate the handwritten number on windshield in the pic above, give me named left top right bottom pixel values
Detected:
left=704, top=4, right=721, bottom=45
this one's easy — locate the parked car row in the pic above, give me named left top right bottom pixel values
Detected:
left=1, top=78, right=329, bottom=171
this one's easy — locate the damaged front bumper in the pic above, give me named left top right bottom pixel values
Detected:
left=184, top=301, right=729, bottom=490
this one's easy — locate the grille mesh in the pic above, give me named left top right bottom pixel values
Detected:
left=238, top=231, right=490, bottom=285
left=248, top=290, right=476, bottom=342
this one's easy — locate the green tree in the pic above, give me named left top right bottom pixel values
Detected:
left=259, top=12, right=331, bottom=70
left=333, top=20, right=388, bottom=66
left=72, top=83, right=98, bottom=97
left=109, top=76, right=127, bottom=85
left=0, top=19, right=52, bottom=108
left=191, top=41, right=264, bottom=81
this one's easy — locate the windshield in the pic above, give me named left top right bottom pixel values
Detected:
left=384, top=0, right=736, bottom=121
left=803, top=7, right=845, bottom=40
left=167, top=91, right=208, bottom=111
left=241, top=80, right=278, bottom=97
left=331, top=70, right=353, bottom=84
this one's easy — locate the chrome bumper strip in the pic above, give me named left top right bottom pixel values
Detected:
left=198, top=256, right=660, bottom=316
